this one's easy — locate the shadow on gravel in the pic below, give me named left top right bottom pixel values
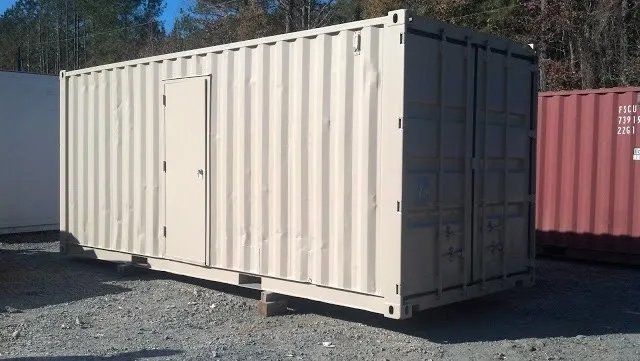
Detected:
left=124, top=255, right=640, bottom=344
left=162, top=272, right=262, bottom=299
left=288, top=258, right=640, bottom=344
left=0, top=231, right=131, bottom=311
left=0, top=231, right=60, bottom=245
left=3, top=348, right=183, bottom=360
left=6, top=231, right=640, bottom=345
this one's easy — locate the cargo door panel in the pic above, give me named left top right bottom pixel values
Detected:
left=472, top=46, right=534, bottom=282
left=401, top=31, right=475, bottom=296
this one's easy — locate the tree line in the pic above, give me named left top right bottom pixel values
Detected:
left=0, top=0, right=638, bottom=91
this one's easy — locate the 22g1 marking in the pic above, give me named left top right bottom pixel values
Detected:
left=618, top=125, right=636, bottom=135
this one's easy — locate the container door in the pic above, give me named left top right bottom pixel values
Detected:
left=163, top=77, right=208, bottom=265
left=401, top=31, right=476, bottom=296
left=472, top=46, right=535, bottom=283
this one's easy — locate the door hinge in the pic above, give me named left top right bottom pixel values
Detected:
left=162, top=94, right=166, bottom=106
left=163, top=226, right=166, bottom=238
left=163, top=161, right=166, bottom=173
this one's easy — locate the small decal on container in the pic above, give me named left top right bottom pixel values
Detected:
left=415, top=176, right=430, bottom=206
left=633, top=148, right=640, bottom=161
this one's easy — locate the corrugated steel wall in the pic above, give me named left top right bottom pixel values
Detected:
left=537, top=87, right=640, bottom=256
left=63, top=22, right=384, bottom=294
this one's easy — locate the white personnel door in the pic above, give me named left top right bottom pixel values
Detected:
left=163, top=77, right=208, bottom=265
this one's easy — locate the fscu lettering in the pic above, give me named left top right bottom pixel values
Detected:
left=619, top=104, right=639, bottom=114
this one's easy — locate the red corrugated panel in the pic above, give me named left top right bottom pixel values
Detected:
left=536, top=87, right=640, bottom=263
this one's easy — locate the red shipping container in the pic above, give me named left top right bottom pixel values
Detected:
left=536, top=87, right=640, bottom=264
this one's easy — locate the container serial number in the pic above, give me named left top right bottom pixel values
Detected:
left=618, top=126, right=636, bottom=135
left=618, top=115, right=640, bottom=125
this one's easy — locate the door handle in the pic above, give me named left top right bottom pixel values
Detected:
left=197, top=169, right=204, bottom=177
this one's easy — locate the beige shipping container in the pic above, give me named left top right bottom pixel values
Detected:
left=60, top=10, right=537, bottom=319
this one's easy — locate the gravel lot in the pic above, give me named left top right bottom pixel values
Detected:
left=1, top=231, right=639, bottom=360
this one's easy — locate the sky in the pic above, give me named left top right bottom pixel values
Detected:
left=160, top=0, right=188, bottom=31
left=0, top=0, right=186, bottom=31
left=0, top=0, right=13, bottom=15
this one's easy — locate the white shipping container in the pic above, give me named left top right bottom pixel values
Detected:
left=60, top=10, right=537, bottom=319
left=1, top=71, right=59, bottom=234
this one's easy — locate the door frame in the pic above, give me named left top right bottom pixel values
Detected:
left=161, top=74, right=212, bottom=266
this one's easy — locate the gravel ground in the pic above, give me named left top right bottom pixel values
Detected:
left=1, top=232, right=639, bottom=361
